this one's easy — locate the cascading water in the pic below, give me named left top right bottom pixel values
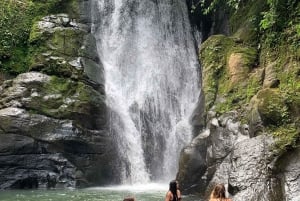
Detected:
left=91, top=0, right=200, bottom=184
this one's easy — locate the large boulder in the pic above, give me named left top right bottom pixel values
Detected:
left=248, top=88, right=289, bottom=127
left=275, top=147, right=300, bottom=201
left=177, top=110, right=299, bottom=200
left=177, top=111, right=250, bottom=196
left=0, top=72, right=115, bottom=189
left=29, top=13, right=104, bottom=93
left=0, top=1, right=114, bottom=188
left=0, top=72, right=106, bottom=129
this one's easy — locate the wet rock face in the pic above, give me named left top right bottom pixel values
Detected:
left=177, top=112, right=250, bottom=195
left=0, top=135, right=76, bottom=189
left=276, top=147, right=300, bottom=201
left=0, top=72, right=106, bottom=130
left=0, top=0, right=115, bottom=189
left=176, top=129, right=209, bottom=193
left=29, top=11, right=104, bottom=94
left=226, top=135, right=277, bottom=201
left=178, top=110, right=300, bottom=200
left=0, top=73, right=115, bottom=189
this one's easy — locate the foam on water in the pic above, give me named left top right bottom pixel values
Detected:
left=87, top=183, right=168, bottom=192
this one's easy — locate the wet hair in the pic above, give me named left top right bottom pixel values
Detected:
left=169, top=180, right=178, bottom=201
left=210, top=183, right=226, bottom=199
left=123, top=197, right=135, bottom=201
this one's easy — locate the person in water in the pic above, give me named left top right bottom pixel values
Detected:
left=209, top=183, right=232, bottom=201
left=165, top=180, right=182, bottom=201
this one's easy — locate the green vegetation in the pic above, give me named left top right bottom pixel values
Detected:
left=191, top=0, right=241, bottom=15
left=230, top=0, right=267, bottom=45
left=200, top=35, right=260, bottom=116
left=258, top=0, right=300, bottom=145
left=0, top=0, right=79, bottom=75
left=199, top=0, right=300, bottom=152
left=47, top=76, right=75, bottom=95
left=256, top=89, right=290, bottom=125
left=0, top=0, right=298, bottom=158
left=29, top=26, right=85, bottom=78
left=260, top=0, right=299, bottom=32
left=200, top=35, right=233, bottom=111
left=270, top=125, right=299, bottom=154
left=0, top=0, right=33, bottom=74
left=27, top=76, right=99, bottom=119
left=260, top=0, right=300, bottom=48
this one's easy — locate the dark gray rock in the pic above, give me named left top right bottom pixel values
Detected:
left=0, top=105, right=116, bottom=189
left=275, top=147, right=300, bottom=201
left=190, top=89, right=206, bottom=136
left=177, top=111, right=250, bottom=196
left=226, top=135, right=276, bottom=201
left=0, top=0, right=114, bottom=189
left=177, top=129, right=209, bottom=193
left=178, top=108, right=300, bottom=200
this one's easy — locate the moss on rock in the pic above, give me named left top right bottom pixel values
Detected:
left=21, top=75, right=105, bottom=129
left=256, top=88, right=290, bottom=125
left=271, top=125, right=299, bottom=155
left=200, top=35, right=234, bottom=111
left=200, top=34, right=259, bottom=116
left=28, top=14, right=86, bottom=79
left=199, top=0, right=300, bottom=154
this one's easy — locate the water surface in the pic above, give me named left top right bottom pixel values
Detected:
left=0, top=184, right=202, bottom=201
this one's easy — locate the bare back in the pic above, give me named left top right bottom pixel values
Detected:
left=209, top=198, right=232, bottom=201
left=165, top=190, right=181, bottom=201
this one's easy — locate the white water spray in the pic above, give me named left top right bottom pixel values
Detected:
left=91, top=0, right=200, bottom=184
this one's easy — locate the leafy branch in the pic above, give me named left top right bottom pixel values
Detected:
left=191, top=0, right=241, bottom=14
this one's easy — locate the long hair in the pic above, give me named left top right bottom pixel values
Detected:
left=169, top=180, right=178, bottom=201
left=123, top=198, right=135, bottom=201
left=210, top=184, right=226, bottom=199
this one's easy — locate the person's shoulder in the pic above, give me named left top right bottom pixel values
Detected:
left=177, top=189, right=182, bottom=200
left=166, top=191, right=172, bottom=196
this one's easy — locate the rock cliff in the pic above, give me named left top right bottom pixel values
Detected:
left=179, top=0, right=300, bottom=200
left=0, top=0, right=117, bottom=189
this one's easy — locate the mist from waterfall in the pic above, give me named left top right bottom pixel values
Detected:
left=91, top=0, right=200, bottom=184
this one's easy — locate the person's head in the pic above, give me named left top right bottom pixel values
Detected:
left=211, top=183, right=226, bottom=199
left=169, top=180, right=177, bottom=194
left=123, top=197, right=135, bottom=201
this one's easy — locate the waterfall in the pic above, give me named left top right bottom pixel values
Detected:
left=91, top=0, right=200, bottom=184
